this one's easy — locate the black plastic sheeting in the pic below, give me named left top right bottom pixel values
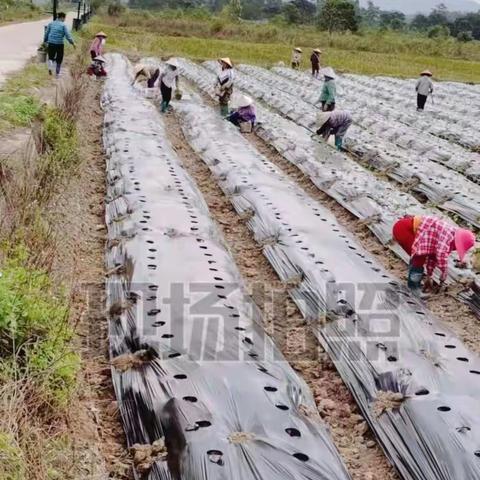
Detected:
left=173, top=85, right=480, bottom=480
left=175, top=58, right=480, bottom=313
left=102, top=53, right=352, bottom=480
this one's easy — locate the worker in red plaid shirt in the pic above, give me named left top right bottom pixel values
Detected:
left=393, top=216, right=475, bottom=295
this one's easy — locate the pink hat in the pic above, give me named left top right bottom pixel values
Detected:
left=455, top=229, right=476, bottom=262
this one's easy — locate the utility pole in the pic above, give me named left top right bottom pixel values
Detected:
left=52, top=0, right=58, bottom=19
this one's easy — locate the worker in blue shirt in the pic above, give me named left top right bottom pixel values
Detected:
left=43, top=12, right=75, bottom=78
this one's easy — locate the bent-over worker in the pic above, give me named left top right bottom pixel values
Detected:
left=319, top=67, right=336, bottom=111
left=392, top=215, right=475, bottom=295
left=310, top=48, right=321, bottom=78
left=90, top=31, right=107, bottom=60
left=159, top=59, right=180, bottom=113
left=291, top=47, right=302, bottom=69
left=316, top=110, right=352, bottom=151
left=215, top=58, right=235, bottom=117
left=43, top=12, right=75, bottom=78
left=416, top=70, right=433, bottom=111
left=227, top=95, right=256, bottom=131
left=132, top=63, right=160, bottom=88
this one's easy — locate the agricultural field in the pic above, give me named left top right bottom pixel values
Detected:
left=100, top=45, right=480, bottom=479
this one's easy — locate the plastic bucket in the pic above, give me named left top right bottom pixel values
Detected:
left=37, top=49, right=47, bottom=64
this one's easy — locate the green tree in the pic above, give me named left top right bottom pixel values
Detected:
left=379, top=11, right=406, bottom=30
left=428, top=24, right=450, bottom=38
left=457, top=30, right=474, bottom=42
left=362, top=0, right=380, bottom=27
left=318, top=0, right=359, bottom=34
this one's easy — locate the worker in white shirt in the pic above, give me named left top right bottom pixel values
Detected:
left=159, top=59, right=180, bottom=113
left=291, top=47, right=302, bottom=69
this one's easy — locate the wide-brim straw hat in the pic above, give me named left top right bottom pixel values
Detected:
left=322, top=66, right=336, bottom=79
left=94, top=55, right=106, bottom=63
left=219, top=57, right=233, bottom=68
left=314, top=48, right=322, bottom=53
left=294, top=47, right=303, bottom=53
left=421, top=70, right=433, bottom=76
left=316, top=111, right=332, bottom=128
left=96, top=31, right=107, bottom=37
left=237, top=95, right=253, bottom=107
left=165, top=58, right=179, bottom=68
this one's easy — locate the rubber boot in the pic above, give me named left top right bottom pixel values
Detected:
left=407, top=265, right=427, bottom=298
left=335, top=136, right=343, bottom=151
left=55, top=62, right=61, bottom=79
left=161, top=100, right=168, bottom=113
left=220, top=104, right=229, bottom=117
left=48, top=59, right=54, bottom=75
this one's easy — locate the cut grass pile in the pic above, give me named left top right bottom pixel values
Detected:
left=89, top=11, right=480, bottom=82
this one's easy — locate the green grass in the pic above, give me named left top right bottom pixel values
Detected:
left=89, top=11, right=480, bottom=82
left=0, top=1, right=43, bottom=25
left=0, top=64, right=51, bottom=133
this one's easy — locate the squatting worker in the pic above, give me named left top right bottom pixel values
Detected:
left=215, top=58, right=234, bottom=117
left=159, top=59, right=180, bottom=113
left=392, top=215, right=475, bottom=295
left=227, top=95, right=256, bottom=131
left=310, top=48, right=321, bottom=78
left=43, top=12, right=75, bottom=78
left=416, top=70, right=434, bottom=111
left=90, top=31, right=107, bottom=60
left=316, top=110, right=352, bottom=151
left=132, top=63, right=160, bottom=88
left=291, top=47, right=302, bottom=69
left=319, top=67, right=336, bottom=112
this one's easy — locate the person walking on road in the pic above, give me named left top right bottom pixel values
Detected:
left=416, top=70, right=434, bottom=111
left=316, top=110, right=352, bottom=151
left=215, top=57, right=235, bottom=117
left=291, top=47, right=302, bottom=69
left=159, top=59, right=180, bottom=113
left=392, top=215, right=475, bottom=296
left=319, top=67, right=336, bottom=111
left=310, top=48, right=321, bottom=77
left=90, top=31, right=107, bottom=60
left=43, top=12, right=75, bottom=78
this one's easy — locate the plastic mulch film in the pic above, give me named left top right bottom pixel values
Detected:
left=176, top=58, right=480, bottom=311
left=271, top=66, right=480, bottom=155
left=221, top=63, right=480, bottom=225
left=175, top=92, right=480, bottom=480
left=102, top=53, right=352, bottom=480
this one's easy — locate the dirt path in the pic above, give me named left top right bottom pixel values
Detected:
left=163, top=109, right=398, bottom=480
left=49, top=77, right=132, bottom=479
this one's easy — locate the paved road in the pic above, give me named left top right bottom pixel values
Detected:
left=0, top=13, right=75, bottom=84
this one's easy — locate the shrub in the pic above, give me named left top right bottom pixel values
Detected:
left=107, top=2, right=125, bottom=17
left=457, top=30, right=474, bottom=42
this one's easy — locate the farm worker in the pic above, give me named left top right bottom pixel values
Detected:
left=310, top=48, right=321, bottom=77
left=227, top=95, right=256, bottom=131
left=159, top=59, right=180, bottom=113
left=215, top=58, right=235, bottom=117
left=416, top=70, right=434, bottom=111
left=291, top=47, right=302, bottom=69
left=319, top=67, right=336, bottom=111
left=90, top=31, right=107, bottom=60
left=392, top=216, right=475, bottom=294
left=315, top=110, right=352, bottom=151
left=132, top=63, right=160, bottom=88
left=87, top=55, right=107, bottom=78
left=43, top=12, right=75, bottom=78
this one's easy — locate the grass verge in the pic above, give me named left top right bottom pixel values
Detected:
left=0, top=64, right=51, bottom=133
left=0, top=44, right=90, bottom=480
left=0, top=2, right=43, bottom=25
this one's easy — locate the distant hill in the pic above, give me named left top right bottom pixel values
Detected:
left=359, top=0, right=480, bottom=14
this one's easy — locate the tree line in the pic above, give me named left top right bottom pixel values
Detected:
left=125, top=0, right=480, bottom=41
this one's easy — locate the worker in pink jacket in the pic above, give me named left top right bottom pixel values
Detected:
left=90, top=31, right=107, bottom=60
